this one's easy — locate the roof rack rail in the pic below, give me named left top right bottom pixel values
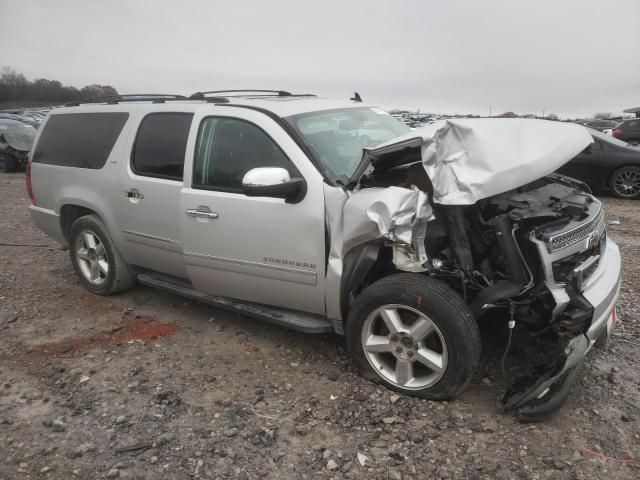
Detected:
left=188, top=92, right=230, bottom=103
left=99, top=94, right=188, bottom=104
left=66, top=94, right=189, bottom=106
left=193, top=89, right=294, bottom=97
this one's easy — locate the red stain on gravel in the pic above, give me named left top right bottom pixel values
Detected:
left=29, top=315, right=179, bottom=357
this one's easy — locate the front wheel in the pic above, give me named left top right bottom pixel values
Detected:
left=346, top=274, right=480, bottom=400
left=610, top=165, right=640, bottom=199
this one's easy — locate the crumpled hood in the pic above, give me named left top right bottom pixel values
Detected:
left=357, top=118, right=593, bottom=205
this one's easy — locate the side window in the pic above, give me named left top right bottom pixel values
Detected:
left=132, top=113, right=193, bottom=180
left=33, top=112, right=128, bottom=169
left=193, top=117, right=296, bottom=191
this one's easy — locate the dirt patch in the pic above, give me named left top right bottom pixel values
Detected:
left=26, top=315, right=180, bottom=357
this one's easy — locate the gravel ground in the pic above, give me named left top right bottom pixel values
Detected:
left=1, top=171, right=639, bottom=479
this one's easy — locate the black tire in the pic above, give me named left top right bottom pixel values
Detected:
left=2, top=155, right=18, bottom=173
left=609, top=165, right=640, bottom=200
left=69, top=214, right=136, bottom=295
left=627, top=138, right=640, bottom=147
left=345, top=274, right=481, bottom=400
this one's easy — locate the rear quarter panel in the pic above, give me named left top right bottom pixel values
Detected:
left=30, top=112, right=137, bottom=251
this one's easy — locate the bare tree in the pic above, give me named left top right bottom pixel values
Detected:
left=0, top=66, right=118, bottom=103
left=80, top=84, right=118, bottom=99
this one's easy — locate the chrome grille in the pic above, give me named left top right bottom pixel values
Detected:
left=548, top=208, right=605, bottom=252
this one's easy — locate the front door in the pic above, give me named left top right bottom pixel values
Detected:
left=180, top=108, right=326, bottom=314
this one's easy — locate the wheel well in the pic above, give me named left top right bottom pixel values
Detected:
left=340, top=244, right=397, bottom=320
left=60, top=205, right=97, bottom=242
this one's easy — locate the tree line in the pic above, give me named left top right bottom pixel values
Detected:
left=0, top=67, right=118, bottom=103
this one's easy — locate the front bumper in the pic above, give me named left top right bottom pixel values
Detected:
left=502, top=239, right=621, bottom=421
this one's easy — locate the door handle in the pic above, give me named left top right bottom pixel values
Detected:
left=125, top=189, right=144, bottom=199
left=185, top=208, right=219, bottom=219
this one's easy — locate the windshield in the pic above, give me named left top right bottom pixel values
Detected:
left=286, top=107, right=411, bottom=178
left=0, top=120, right=37, bottom=144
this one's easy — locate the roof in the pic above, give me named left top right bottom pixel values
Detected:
left=220, top=96, right=368, bottom=117
left=623, top=107, right=640, bottom=113
left=59, top=93, right=369, bottom=118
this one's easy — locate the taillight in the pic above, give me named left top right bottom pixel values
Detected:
left=25, top=162, right=36, bottom=204
left=613, top=128, right=622, bottom=137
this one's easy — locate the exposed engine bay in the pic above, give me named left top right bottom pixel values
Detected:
left=350, top=165, right=606, bottom=420
left=325, top=118, right=618, bottom=420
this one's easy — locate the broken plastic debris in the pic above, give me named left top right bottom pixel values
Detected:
left=607, top=219, right=621, bottom=225
left=357, top=452, right=369, bottom=467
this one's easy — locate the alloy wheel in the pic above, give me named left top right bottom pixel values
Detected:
left=75, top=230, right=109, bottom=285
left=361, top=304, right=448, bottom=390
left=613, top=169, right=640, bottom=198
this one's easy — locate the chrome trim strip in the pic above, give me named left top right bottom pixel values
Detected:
left=184, top=251, right=317, bottom=276
left=123, top=230, right=181, bottom=244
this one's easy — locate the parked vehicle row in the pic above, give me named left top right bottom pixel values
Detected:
left=611, top=118, right=640, bottom=146
left=0, top=118, right=37, bottom=172
left=558, top=128, right=640, bottom=199
left=0, top=107, right=53, bottom=128
left=26, top=91, right=621, bottom=420
left=575, top=119, right=619, bottom=132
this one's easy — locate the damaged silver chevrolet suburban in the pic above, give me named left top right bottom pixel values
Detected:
left=28, top=91, right=621, bottom=421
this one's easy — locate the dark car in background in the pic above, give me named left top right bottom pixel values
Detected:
left=557, top=129, right=640, bottom=199
left=612, top=118, right=640, bottom=146
left=0, top=119, right=37, bottom=172
left=577, top=119, right=618, bottom=132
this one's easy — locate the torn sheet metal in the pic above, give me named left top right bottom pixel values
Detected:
left=345, top=186, right=432, bottom=248
left=324, top=185, right=432, bottom=320
left=362, top=119, right=593, bottom=205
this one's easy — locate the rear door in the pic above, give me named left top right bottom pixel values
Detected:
left=116, top=110, right=194, bottom=278
left=180, top=107, right=326, bottom=314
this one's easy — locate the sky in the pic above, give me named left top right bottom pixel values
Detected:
left=1, top=0, right=639, bottom=118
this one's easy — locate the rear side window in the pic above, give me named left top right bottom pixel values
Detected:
left=132, top=113, right=193, bottom=180
left=33, top=112, right=128, bottom=169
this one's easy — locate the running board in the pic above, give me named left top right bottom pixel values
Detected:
left=137, top=273, right=335, bottom=334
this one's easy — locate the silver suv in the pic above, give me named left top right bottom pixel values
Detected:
left=28, top=90, right=621, bottom=421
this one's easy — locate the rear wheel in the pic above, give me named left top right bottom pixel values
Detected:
left=346, top=274, right=480, bottom=399
left=610, top=166, right=640, bottom=199
left=69, top=215, right=136, bottom=295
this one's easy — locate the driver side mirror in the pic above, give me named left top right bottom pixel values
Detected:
left=241, top=167, right=306, bottom=203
